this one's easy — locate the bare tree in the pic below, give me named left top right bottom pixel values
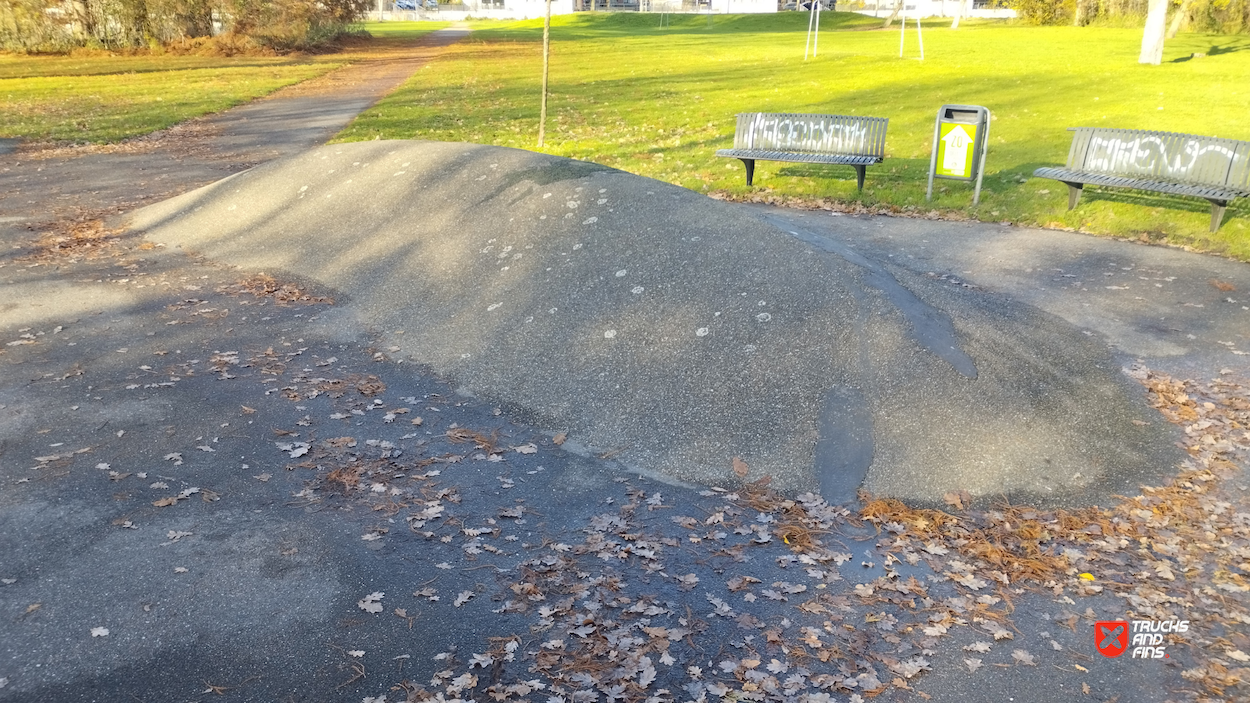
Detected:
left=1166, top=0, right=1193, bottom=38
left=882, top=0, right=902, bottom=28
left=1072, top=0, right=1089, bottom=26
left=950, top=0, right=967, bottom=29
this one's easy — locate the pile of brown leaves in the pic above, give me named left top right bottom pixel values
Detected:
left=218, top=273, right=334, bottom=305
left=19, top=218, right=129, bottom=262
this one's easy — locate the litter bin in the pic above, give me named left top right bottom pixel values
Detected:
left=925, top=104, right=990, bottom=205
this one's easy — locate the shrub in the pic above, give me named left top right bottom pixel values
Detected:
left=1012, top=0, right=1077, bottom=24
left=0, top=0, right=374, bottom=54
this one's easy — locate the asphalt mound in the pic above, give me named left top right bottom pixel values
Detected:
left=127, top=140, right=1182, bottom=506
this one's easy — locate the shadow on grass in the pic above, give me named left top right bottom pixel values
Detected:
left=1170, top=36, right=1250, bottom=62
left=1075, top=186, right=1249, bottom=228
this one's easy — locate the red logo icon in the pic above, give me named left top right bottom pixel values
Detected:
left=1095, top=621, right=1129, bottom=657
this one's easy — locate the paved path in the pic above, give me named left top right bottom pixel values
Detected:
left=756, top=207, right=1250, bottom=380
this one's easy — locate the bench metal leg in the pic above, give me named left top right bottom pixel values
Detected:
left=738, top=159, right=756, bottom=186
left=1208, top=199, right=1228, bottom=233
left=1064, top=182, right=1083, bottom=210
left=854, top=165, right=867, bottom=193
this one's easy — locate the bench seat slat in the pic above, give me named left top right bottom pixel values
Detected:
left=1034, top=167, right=1249, bottom=200
left=716, top=149, right=883, bottom=166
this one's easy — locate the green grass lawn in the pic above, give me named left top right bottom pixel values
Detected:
left=0, top=22, right=448, bottom=145
left=335, top=13, right=1250, bottom=259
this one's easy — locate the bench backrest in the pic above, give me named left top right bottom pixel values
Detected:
left=1066, top=127, right=1250, bottom=191
left=734, top=112, right=888, bottom=158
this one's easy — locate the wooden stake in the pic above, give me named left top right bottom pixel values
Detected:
left=538, top=0, right=552, bottom=147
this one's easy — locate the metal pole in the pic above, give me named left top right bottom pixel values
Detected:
left=813, top=2, right=820, bottom=57
left=899, top=12, right=905, bottom=57
left=973, top=111, right=989, bottom=206
left=925, top=106, right=941, bottom=201
left=538, top=0, right=551, bottom=148
left=916, top=17, right=924, bottom=60
left=805, top=2, right=816, bottom=60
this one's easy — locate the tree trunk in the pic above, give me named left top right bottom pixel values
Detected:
left=951, top=0, right=965, bottom=29
left=882, top=0, right=902, bottom=27
left=1072, top=0, right=1087, bottom=26
left=1139, top=0, right=1167, bottom=65
left=1166, top=0, right=1192, bottom=39
left=70, top=0, right=97, bottom=40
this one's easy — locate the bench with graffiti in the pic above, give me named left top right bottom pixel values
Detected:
left=716, top=112, right=889, bottom=192
left=1034, top=127, right=1250, bottom=232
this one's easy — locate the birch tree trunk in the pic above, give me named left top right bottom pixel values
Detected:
left=951, top=0, right=965, bottom=29
left=1166, top=0, right=1192, bottom=39
left=882, top=0, right=902, bottom=27
left=1139, top=0, right=1168, bottom=65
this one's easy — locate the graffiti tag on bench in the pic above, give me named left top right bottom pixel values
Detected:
left=1084, top=133, right=1243, bottom=183
left=743, top=114, right=874, bottom=155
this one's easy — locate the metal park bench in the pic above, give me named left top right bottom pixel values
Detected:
left=1033, top=127, right=1250, bottom=232
left=716, top=112, right=889, bottom=192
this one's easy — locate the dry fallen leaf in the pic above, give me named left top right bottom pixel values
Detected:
left=152, top=497, right=179, bottom=507
left=942, top=490, right=971, bottom=510
left=90, top=627, right=109, bottom=637
left=553, top=432, right=567, bottom=445
left=1011, top=649, right=1036, bottom=666
left=357, top=592, right=384, bottom=613
left=732, top=456, right=749, bottom=479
